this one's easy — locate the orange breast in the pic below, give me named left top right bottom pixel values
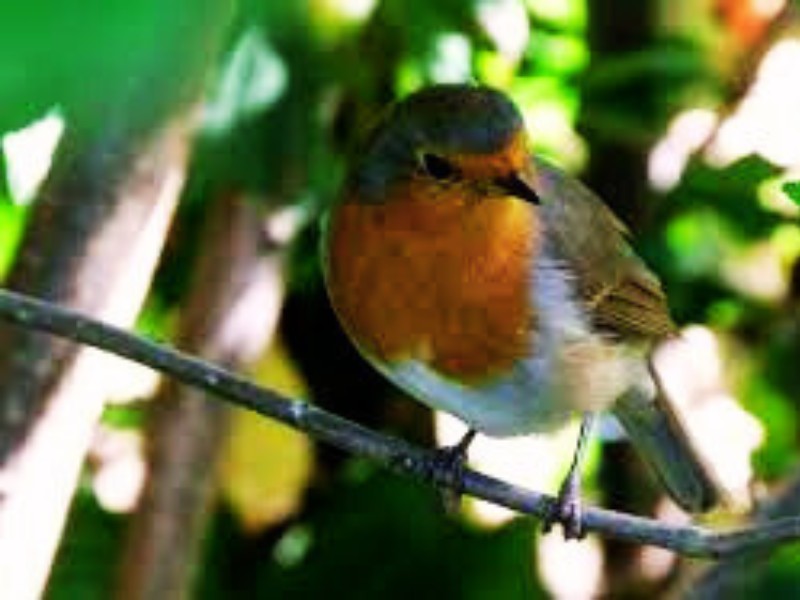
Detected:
left=325, top=182, right=538, bottom=383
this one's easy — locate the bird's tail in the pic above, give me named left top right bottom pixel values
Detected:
left=611, top=370, right=720, bottom=513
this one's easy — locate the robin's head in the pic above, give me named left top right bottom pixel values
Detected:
left=327, top=85, right=542, bottom=381
left=347, top=85, right=540, bottom=205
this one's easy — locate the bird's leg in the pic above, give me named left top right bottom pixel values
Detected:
left=432, top=428, right=477, bottom=513
left=543, top=413, right=596, bottom=540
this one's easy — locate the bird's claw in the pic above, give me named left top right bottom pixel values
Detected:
left=432, top=443, right=469, bottom=513
left=431, top=430, right=476, bottom=514
left=542, top=476, right=586, bottom=540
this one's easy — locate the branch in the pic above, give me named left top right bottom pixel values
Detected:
left=1, top=287, right=799, bottom=559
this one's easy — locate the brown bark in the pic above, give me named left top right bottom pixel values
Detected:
left=114, top=196, right=287, bottom=600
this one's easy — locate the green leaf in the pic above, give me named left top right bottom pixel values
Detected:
left=782, top=181, right=800, bottom=206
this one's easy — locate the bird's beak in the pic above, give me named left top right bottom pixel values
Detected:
left=495, top=163, right=540, bottom=205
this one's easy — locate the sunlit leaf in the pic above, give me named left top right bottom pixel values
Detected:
left=219, top=341, right=313, bottom=532
left=0, top=198, right=27, bottom=279
left=1, top=108, right=64, bottom=204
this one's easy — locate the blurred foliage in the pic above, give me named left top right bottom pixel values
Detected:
left=784, top=180, right=800, bottom=206
left=0, top=1, right=232, bottom=136
left=200, top=469, right=545, bottom=599
left=47, top=488, right=126, bottom=600
left=1, top=0, right=799, bottom=597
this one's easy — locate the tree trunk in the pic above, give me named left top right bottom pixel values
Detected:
left=114, top=196, right=287, bottom=600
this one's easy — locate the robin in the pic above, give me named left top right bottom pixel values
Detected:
left=322, top=84, right=719, bottom=537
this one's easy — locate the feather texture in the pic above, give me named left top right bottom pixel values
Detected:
left=534, top=158, right=674, bottom=341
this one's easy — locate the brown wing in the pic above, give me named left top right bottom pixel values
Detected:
left=533, top=157, right=674, bottom=341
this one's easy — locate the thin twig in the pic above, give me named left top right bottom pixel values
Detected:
left=0, top=287, right=799, bottom=558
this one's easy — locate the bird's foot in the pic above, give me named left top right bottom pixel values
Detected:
left=542, top=413, right=595, bottom=540
left=431, top=430, right=476, bottom=514
left=542, top=473, right=586, bottom=540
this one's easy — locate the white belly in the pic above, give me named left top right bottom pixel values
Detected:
left=378, top=338, right=635, bottom=437
left=379, top=355, right=570, bottom=436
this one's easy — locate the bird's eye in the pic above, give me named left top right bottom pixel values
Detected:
left=421, top=153, right=457, bottom=180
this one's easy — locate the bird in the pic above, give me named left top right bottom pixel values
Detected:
left=321, top=84, right=719, bottom=538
